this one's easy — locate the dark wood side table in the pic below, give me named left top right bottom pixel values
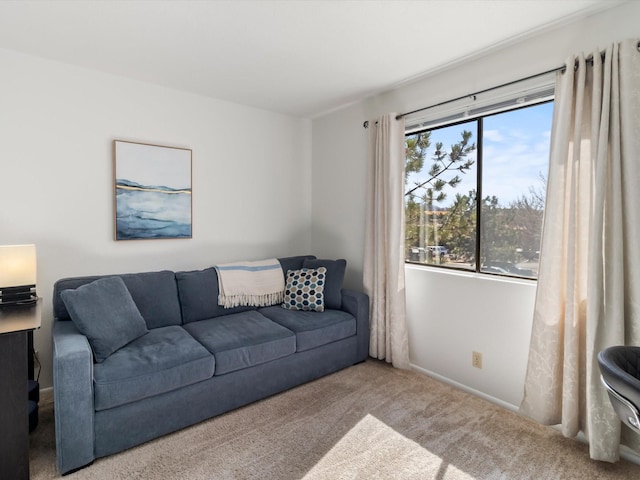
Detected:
left=0, top=298, right=41, bottom=480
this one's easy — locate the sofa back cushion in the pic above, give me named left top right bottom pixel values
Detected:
left=176, top=255, right=317, bottom=324
left=176, top=268, right=255, bottom=324
left=278, top=255, right=316, bottom=276
left=53, top=270, right=182, bottom=329
left=301, top=258, right=346, bottom=310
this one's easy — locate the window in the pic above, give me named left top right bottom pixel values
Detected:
left=404, top=100, right=553, bottom=279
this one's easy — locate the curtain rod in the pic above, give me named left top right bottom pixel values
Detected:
left=362, top=42, right=640, bottom=129
left=395, top=66, right=562, bottom=121
left=362, top=66, right=561, bottom=129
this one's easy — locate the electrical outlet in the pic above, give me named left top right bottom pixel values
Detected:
left=472, top=351, right=482, bottom=369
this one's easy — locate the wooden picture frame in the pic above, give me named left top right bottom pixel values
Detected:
left=114, top=140, right=192, bottom=240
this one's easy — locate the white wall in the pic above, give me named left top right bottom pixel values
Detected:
left=1, top=48, right=312, bottom=389
left=405, top=266, right=537, bottom=407
left=312, top=2, right=640, bottom=408
left=311, top=102, right=369, bottom=290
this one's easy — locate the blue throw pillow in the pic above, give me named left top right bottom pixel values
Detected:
left=302, top=258, right=346, bottom=309
left=60, top=276, right=148, bottom=362
left=282, top=267, right=327, bottom=312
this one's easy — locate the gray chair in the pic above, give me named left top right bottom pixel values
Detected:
left=597, top=346, right=640, bottom=432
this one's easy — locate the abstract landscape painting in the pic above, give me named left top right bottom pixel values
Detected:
left=114, top=140, right=192, bottom=240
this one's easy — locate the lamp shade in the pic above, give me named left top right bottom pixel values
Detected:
left=0, top=244, right=37, bottom=288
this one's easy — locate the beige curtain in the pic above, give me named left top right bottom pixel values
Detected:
left=520, top=38, right=640, bottom=461
left=363, top=113, right=410, bottom=369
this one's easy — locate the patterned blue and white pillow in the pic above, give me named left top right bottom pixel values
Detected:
left=281, top=267, right=326, bottom=312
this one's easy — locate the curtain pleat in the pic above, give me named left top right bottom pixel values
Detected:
left=363, top=113, right=410, bottom=369
left=520, top=38, right=640, bottom=461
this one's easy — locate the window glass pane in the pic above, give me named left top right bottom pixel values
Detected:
left=480, top=101, right=553, bottom=278
left=405, top=121, right=477, bottom=270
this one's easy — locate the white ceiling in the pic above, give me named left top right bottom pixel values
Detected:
left=0, top=0, right=621, bottom=118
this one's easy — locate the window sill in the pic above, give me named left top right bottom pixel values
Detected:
left=404, top=262, right=537, bottom=286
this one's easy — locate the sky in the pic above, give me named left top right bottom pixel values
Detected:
left=406, top=101, right=553, bottom=207
left=115, top=141, right=192, bottom=190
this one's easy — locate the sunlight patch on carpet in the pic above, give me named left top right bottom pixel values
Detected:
left=302, top=414, right=474, bottom=479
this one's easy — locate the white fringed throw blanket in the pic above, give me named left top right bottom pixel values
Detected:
left=215, top=258, right=285, bottom=308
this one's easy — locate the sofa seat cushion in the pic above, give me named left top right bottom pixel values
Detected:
left=183, top=310, right=295, bottom=375
left=93, top=326, right=215, bottom=411
left=258, top=306, right=356, bottom=352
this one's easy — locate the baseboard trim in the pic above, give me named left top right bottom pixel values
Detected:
left=39, top=386, right=54, bottom=405
left=570, top=431, right=640, bottom=465
left=620, top=445, right=640, bottom=465
left=409, top=363, right=520, bottom=412
left=409, top=363, right=640, bottom=467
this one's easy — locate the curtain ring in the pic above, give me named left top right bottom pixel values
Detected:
left=363, top=121, right=369, bottom=129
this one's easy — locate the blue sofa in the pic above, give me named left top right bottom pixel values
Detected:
left=51, top=255, right=369, bottom=474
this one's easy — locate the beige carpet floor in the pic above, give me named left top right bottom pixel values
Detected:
left=30, top=360, right=640, bottom=479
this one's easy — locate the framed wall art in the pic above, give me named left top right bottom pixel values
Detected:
left=114, top=140, right=192, bottom=240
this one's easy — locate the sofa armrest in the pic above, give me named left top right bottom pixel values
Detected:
left=52, top=320, right=95, bottom=474
left=340, top=289, right=370, bottom=362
